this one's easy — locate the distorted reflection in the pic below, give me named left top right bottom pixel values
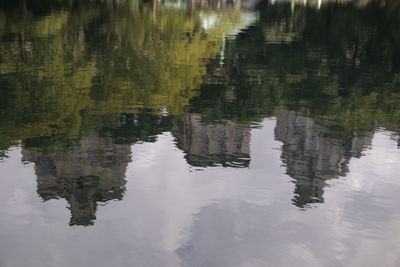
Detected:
left=22, top=132, right=130, bottom=226
left=275, top=110, right=374, bottom=207
left=0, top=0, right=399, bottom=232
left=1, top=0, right=400, bottom=266
left=2, top=0, right=400, bottom=220
left=18, top=112, right=172, bottom=226
left=0, top=0, right=258, bottom=152
left=173, top=114, right=251, bottom=168
left=186, top=0, right=400, bottom=207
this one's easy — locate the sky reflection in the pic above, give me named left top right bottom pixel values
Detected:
left=1, top=119, right=400, bottom=266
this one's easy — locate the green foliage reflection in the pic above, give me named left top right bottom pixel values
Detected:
left=0, top=0, right=243, bottom=151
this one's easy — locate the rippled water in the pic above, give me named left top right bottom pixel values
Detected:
left=1, top=0, right=400, bottom=266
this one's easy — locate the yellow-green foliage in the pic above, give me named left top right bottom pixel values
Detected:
left=0, top=1, right=242, bottom=148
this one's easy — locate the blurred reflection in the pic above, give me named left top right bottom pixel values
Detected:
left=173, top=114, right=250, bottom=167
left=1, top=0, right=400, bottom=227
left=1, top=1, right=400, bottom=267
left=22, top=132, right=131, bottom=226
left=0, top=0, right=257, bottom=153
left=275, top=110, right=374, bottom=207
left=187, top=0, right=400, bottom=207
left=17, top=111, right=173, bottom=226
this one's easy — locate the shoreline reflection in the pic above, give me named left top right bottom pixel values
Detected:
left=0, top=1, right=400, bottom=266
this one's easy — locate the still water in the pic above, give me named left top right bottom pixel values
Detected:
left=1, top=0, right=400, bottom=266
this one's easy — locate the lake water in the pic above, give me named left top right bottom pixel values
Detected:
left=1, top=0, right=400, bottom=266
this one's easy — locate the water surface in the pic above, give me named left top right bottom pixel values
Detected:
left=1, top=0, right=400, bottom=266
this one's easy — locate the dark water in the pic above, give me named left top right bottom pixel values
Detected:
left=1, top=0, right=400, bottom=266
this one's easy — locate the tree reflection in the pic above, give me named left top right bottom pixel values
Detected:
left=0, top=0, right=249, bottom=151
left=188, top=0, right=400, bottom=207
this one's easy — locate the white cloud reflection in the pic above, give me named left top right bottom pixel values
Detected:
left=0, top=119, right=400, bottom=267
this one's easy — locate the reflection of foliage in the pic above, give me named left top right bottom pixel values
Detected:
left=89, top=1, right=249, bottom=114
left=191, top=1, right=400, bottom=136
left=90, top=3, right=224, bottom=114
left=0, top=17, right=95, bottom=149
left=0, top=0, right=243, bottom=151
left=1, top=0, right=399, bottom=153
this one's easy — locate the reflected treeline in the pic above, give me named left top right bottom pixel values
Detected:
left=0, top=0, right=258, bottom=225
left=194, top=0, right=400, bottom=129
left=1, top=0, right=400, bottom=224
left=188, top=0, right=400, bottom=206
left=0, top=0, right=252, bottom=151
